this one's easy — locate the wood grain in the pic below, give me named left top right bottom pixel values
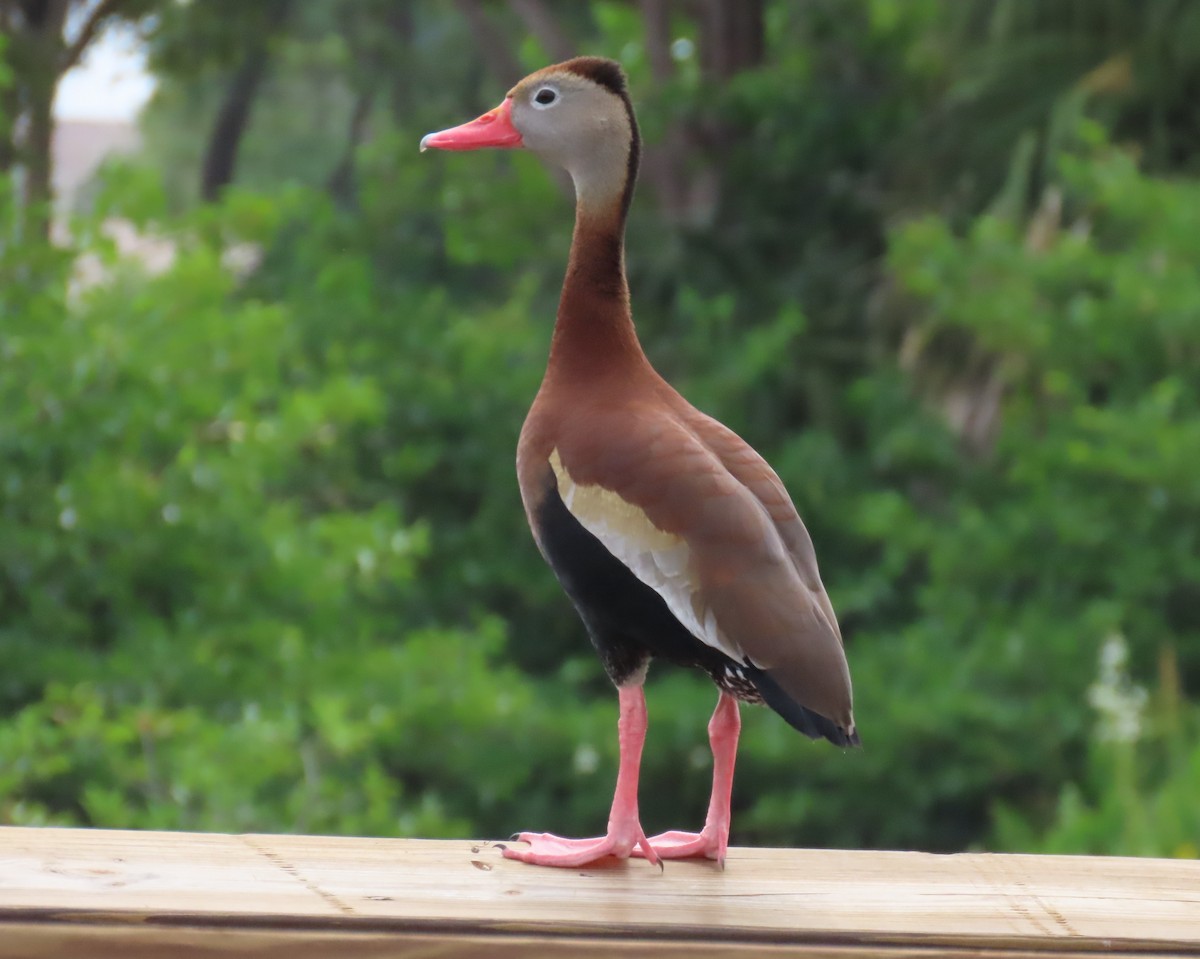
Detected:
left=0, top=827, right=1197, bottom=956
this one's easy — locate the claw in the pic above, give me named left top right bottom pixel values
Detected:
left=631, top=829, right=725, bottom=864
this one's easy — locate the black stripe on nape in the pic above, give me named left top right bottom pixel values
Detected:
left=618, top=84, right=640, bottom=221
left=560, top=57, right=628, bottom=96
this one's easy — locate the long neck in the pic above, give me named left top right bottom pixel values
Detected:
left=545, top=117, right=646, bottom=382
left=547, top=206, right=642, bottom=376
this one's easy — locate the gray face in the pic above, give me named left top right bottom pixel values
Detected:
left=509, top=72, right=631, bottom=211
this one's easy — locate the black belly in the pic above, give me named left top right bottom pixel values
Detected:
left=532, top=468, right=754, bottom=695
left=530, top=467, right=859, bottom=747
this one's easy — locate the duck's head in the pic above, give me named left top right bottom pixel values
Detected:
left=421, top=57, right=638, bottom=216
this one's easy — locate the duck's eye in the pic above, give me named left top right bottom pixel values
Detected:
left=533, top=87, right=558, bottom=107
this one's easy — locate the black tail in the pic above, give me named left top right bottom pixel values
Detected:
left=747, top=665, right=861, bottom=748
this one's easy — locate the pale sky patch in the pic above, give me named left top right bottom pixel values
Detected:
left=56, top=27, right=155, bottom=122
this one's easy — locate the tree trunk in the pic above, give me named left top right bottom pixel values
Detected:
left=7, top=0, right=69, bottom=238
left=1, top=0, right=127, bottom=236
left=200, top=55, right=269, bottom=202
left=695, top=0, right=764, bottom=80
left=0, top=82, right=17, bottom=176
left=0, top=3, right=17, bottom=176
left=385, top=3, right=415, bottom=122
left=508, top=0, right=574, bottom=62
left=199, top=0, right=291, bottom=202
left=23, top=65, right=57, bottom=236
left=642, top=0, right=675, bottom=83
left=326, top=87, right=375, bottom=209
left=688, top=0, right=765, bottom=220
left=639, top=0, right=693, bottom=219
left=455, top=0, right=524, bottom=87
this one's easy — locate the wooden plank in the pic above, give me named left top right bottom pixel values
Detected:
left=0, top=827, right=1197, bottom=957
left=0, top=924, right=1186, bottom=959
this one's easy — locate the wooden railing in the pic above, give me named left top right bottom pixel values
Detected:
left=1, top=826, right=1197, bottom=956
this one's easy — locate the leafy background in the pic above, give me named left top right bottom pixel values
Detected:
left=0, top=0, right=1196, bottom=858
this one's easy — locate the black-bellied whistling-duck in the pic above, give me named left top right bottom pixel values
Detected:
left=421, top=57, right=858, bottom=869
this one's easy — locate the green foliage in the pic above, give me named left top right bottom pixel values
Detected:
left=0, top=179, right=571, bottom=838
left=887, top=132, right=1200, bottom=678
left=869, top=131, right=1200, bottom=850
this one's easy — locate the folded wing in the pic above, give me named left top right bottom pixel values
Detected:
left=549, top=407, right=856, bottom=740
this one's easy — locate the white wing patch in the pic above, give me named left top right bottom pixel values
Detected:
left=549, top=448, right=743, bottom=663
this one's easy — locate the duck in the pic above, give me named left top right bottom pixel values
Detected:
left=421, top=56, right=858, bottom=869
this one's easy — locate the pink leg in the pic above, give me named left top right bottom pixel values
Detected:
left=504, top=685, right=660, bottom=868
left=633, top=691, right=740, bottom=867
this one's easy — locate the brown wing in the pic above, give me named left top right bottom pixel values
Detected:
left=551, top=399, right=855, bottom=732
left=680, top=406, right=843, bottom=643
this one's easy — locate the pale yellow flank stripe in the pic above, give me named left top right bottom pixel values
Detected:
left=547, top=448, right=743, bottom=664
left=549, top=448, right=681, bottom=551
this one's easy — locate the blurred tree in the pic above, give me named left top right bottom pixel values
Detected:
left=198, top=0, right=292, bottom=201
left=904, top=0, right=1200, bottom=217
left=0, top=0, right=153, bottom=235
left=140, top=0, right=296, bottom=202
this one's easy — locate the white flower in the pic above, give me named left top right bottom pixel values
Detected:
left=1087, top=632, right=1147, bottom=744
